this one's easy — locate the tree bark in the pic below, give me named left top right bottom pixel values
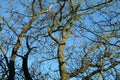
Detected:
left=58, top=44, right=70, bottom=80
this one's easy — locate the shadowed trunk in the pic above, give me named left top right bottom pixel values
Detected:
left=22, top=56, right=32, bottom=80
left=8, top=49, right=17, bottom=80
left=8, top=60, right=15, bottom=80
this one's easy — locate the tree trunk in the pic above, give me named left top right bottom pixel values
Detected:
left=22, top=57, right=32, bottom=80
left=8, top=60, right=15, bottom=80
left=8, top=49, right=16, bottom=80
left=58, top=44, right=70, bottom=80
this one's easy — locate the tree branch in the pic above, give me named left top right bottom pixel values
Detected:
left=82, top=61, right=120, bottom=80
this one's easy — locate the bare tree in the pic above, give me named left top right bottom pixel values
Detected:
left=0, top=0, right=120, bottom=80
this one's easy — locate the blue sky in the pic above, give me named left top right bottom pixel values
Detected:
left=0, top=0, right=120, bottom=80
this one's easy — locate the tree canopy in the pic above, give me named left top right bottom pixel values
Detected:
left=0, top=0, right=120, bottom=80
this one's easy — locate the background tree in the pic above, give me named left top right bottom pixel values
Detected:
left=0, top=0, right=120, bottom=80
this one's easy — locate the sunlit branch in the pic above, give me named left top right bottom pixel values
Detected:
left=8, top=4, right=54, bottom=79
left=82, top=61, right=120, bottom=80
left=79, top=0, right=114, bottom=11
left=69, top=31, right=117, bottom=77
left=32, top=0, right=36, bottom=15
